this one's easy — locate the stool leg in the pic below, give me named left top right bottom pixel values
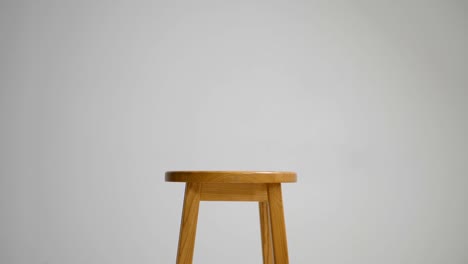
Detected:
left=259, top=202, right=274, bottom=264
left=176, top=183, right=201, bottom=264
left=267, top=183, right=289, bottom=263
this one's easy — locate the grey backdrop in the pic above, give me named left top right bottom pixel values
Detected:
left=1, top=0, right=467, bottom=263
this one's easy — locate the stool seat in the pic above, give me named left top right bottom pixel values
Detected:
left=165, top=171, right=297, bottom=183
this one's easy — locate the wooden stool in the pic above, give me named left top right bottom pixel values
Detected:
left=165, top=171, right=297, bottom=264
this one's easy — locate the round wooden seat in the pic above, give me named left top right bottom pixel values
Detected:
left=165, top=171, right=297, bottom=183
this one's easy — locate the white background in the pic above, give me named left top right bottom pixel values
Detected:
left=1, top=1, right=467, bottom=263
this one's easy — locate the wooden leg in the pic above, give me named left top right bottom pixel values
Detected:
left=176, top=183, right=201, bottom=264
left=259, top=202, right=274, bottom=264
left=267, top=183, right=289, bottom=263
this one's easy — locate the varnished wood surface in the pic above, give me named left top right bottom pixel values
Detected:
left=165, top=171, right=297, bottom=183
left=169, top=171, right=296, bottom=263
left=176, top=183, right=201, bottom=264
left=267, top=183, right=289, bottom=263
left=200, top=183, right=268, bottom=201
left=259, top=201, right=274, bottom=264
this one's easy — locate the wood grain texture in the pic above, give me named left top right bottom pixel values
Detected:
left=176, top=183, right=201, bottom=264
left=200, top=183, right=268, bottom=201
left=267, top=183, right=289, bottom=263
left=259, top=202, right=274, bottom=264
left=165, top=171, right=297, bottom=183
left=169, top=171, right=296, bottom=263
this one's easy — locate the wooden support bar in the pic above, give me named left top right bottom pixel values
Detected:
left=268, top=183, right=289, bottom=263
left=200, top=183, right=268, bottom=201
left=259, top=202, right=274, bottom=264
left=176, top=182, right=201, bottom=264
